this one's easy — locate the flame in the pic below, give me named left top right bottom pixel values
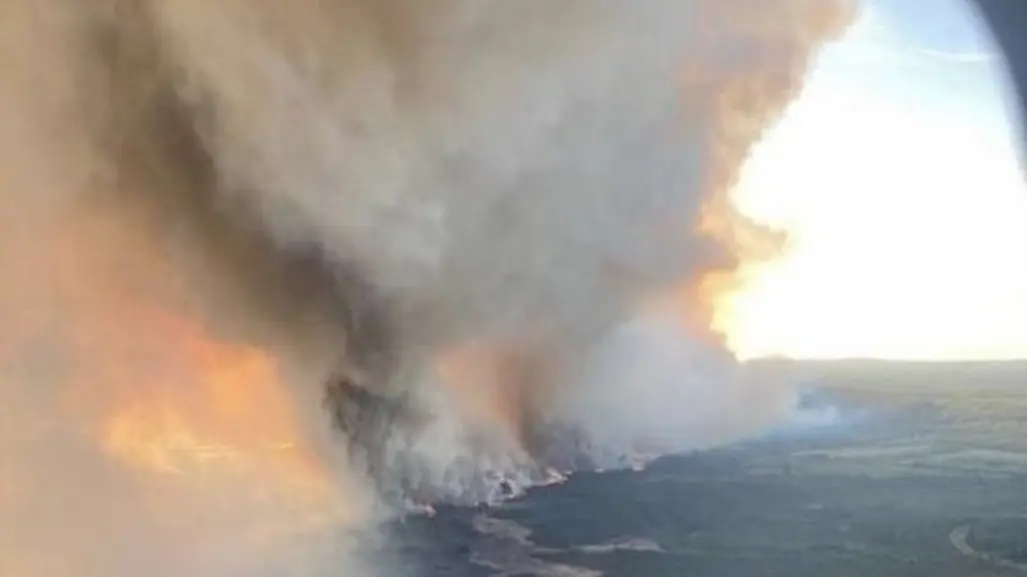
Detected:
left=0, top=190, right=347, bottom=532
left=87, top=308, right=344, bottom=530
left=0, top=186, right=364, bottom=577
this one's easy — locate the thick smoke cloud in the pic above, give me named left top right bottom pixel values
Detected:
left=0, top=1, right=850, bottom=576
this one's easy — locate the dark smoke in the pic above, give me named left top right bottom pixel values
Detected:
left=1, top=1, right=852, bottom=575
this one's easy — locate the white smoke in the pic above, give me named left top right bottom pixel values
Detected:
left=553, top=317, right=797, bottom=465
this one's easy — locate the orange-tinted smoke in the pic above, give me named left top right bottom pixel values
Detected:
left=0, top=134, right=355, bottom=577
left=660, top=0, right=855, bottom=347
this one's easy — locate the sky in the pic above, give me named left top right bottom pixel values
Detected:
left=716, top=0, right=1027, bottom=361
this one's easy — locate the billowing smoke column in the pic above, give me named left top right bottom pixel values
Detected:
left=0, top=1, right=850, bottom=576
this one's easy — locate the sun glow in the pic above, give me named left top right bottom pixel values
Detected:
left=714, top=8, right=1027, bottom=361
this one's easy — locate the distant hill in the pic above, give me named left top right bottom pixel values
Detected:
left=744, top=357, right=1027, bottom=392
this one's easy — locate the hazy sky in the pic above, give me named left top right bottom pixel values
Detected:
left=718, top=0, right=1027, bottom=361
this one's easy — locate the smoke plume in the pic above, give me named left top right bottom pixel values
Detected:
left=0, top=1, right=851, bottom=576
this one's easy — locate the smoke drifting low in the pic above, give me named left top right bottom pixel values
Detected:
left=0, top=1, right=850, bottom=576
